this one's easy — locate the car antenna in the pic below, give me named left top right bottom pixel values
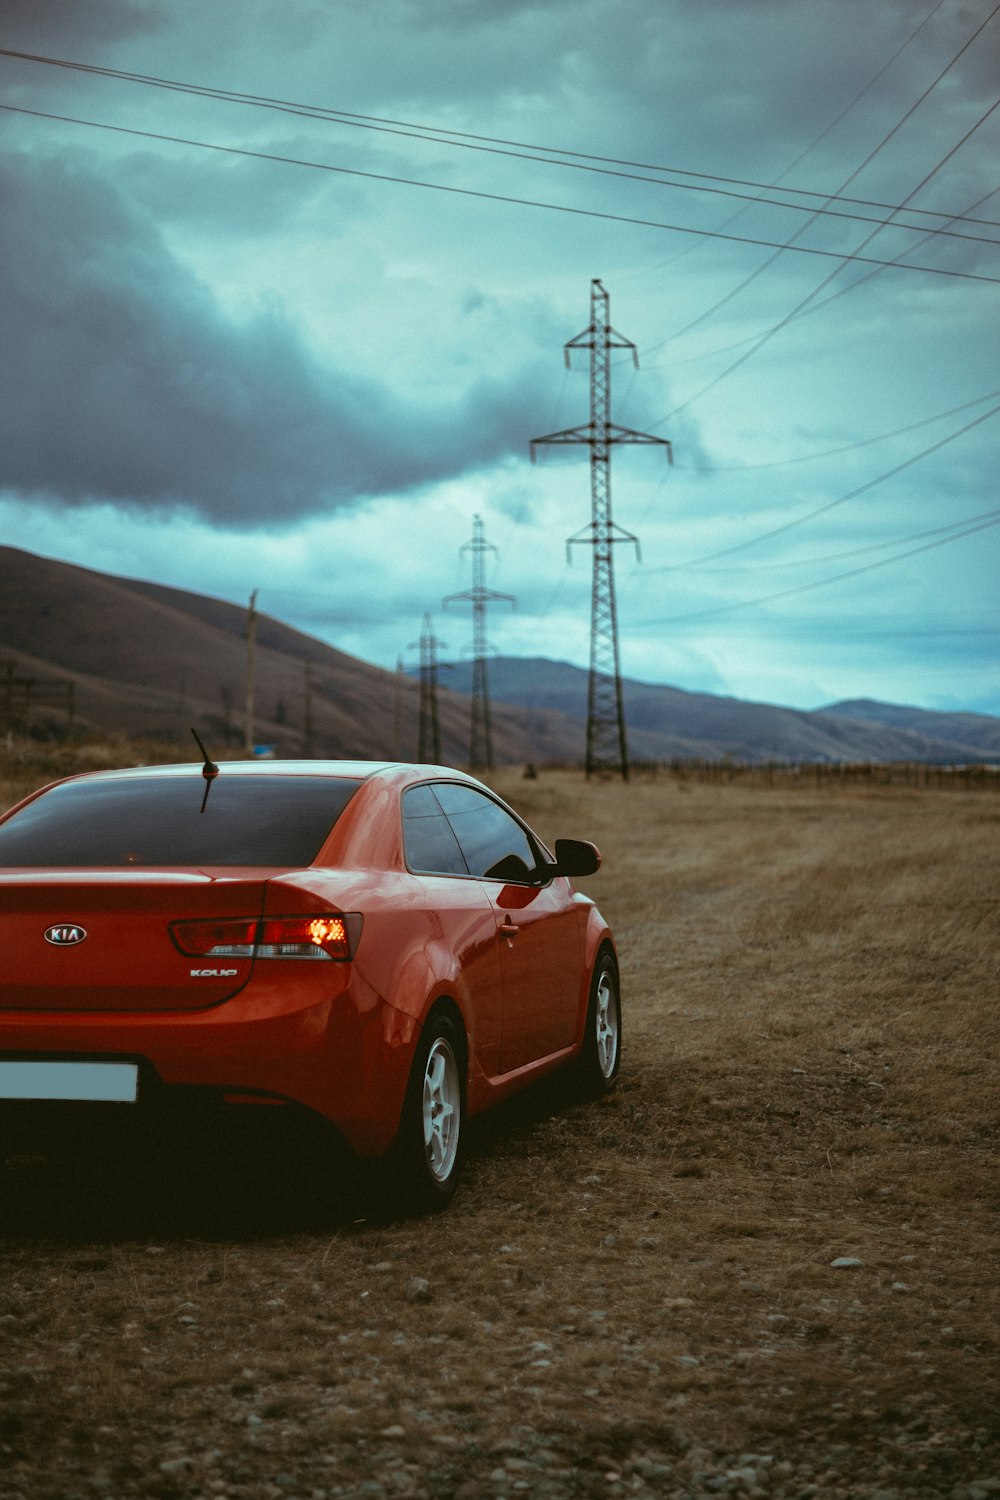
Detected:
left=190, top=727, right=220, bottom=815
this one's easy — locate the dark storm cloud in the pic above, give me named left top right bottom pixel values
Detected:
left=0, top=153, right=555, bottom=525
left=2, top=0, right=161, bottom=47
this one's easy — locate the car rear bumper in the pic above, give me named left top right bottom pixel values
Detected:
left=0, top=965, right=417, bottom=1158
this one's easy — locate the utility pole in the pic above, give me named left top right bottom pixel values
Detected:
left=409, top=613, right=445, bottom=763
left=302, top=659, right=314, bottom=757
left=245, top=588, right=258, bottom=756
left=444, top=514, right=515, bottom=770
left=531, top=279, right=672, bottom=779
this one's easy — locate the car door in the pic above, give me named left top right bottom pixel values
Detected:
left=400, top=784, right=503, bottom=1079
left=430, top=782, right=582, bottom=1076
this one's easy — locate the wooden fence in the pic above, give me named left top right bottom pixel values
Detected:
left=1, top=663, right=75, bottom=738
left=625, top=759, right=1000, bottom=790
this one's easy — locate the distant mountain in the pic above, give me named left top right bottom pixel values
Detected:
left=822, top=699, right=1000, bottom=758
left=3, top=547, right=996, bottom=765
left=446, top=657, right=1000, bottom=764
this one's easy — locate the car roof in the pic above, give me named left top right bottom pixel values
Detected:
left=56, top=760, right=476, bottom=785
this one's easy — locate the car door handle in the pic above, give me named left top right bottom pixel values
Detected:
left=498, top=920, right=519, bottom=939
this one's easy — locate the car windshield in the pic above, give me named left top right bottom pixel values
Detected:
left=0, top=774, right=363, bottom=868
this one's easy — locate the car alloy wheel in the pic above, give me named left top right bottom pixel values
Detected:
left=422, top=1035, right=461, bottom=1184
left=386, top=1009, right=466, bottom=1211
left=594, top=967, right=619, bottom=1081
left=579, top=952, right=621, bottom=1096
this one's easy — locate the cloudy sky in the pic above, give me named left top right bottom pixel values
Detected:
left=2, top=0, right=998, bottom=715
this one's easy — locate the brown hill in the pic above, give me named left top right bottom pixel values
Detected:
left=0, top=546, right=579, bottom=765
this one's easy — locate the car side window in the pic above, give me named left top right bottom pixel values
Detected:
left=401, top=785, right=470, bottom=876
left=431, top=783, right=537, bottom=880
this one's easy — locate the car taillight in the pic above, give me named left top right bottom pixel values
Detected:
left=170, top=914, right=361, bottom=961
left=257, top=915, right=359, bottom=960
left=169, top=918, right=257, bottom=957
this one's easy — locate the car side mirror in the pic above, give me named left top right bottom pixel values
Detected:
left=484, top=853, right=535, bottom=884
left=553, top=838, right=601, bottom=878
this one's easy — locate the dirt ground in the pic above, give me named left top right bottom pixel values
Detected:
left=1, top=766, right=998, bottom=1499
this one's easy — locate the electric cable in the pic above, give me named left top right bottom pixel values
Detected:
left=674, top=388, right=1000, bottom=473
left=620, top=0, right=953, bottom=293
left=636, top=174, right=1000, bottom=375
left=663, top=505, right=1000, bottom=573
left=759, top=176, right=1000, bottom=334
left=5, top=102, right=999, bottom=285
left=641, top=1, right=1000, bottom=417
left=643, top=398, right=1000, bottom=575
left=648, top=82, right=1000, bottom=428
left=3, top=46, right=998, bottom=230
left=639, top=510, right=1000, bottom=627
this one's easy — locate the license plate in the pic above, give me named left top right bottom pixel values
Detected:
left=0, top=1062, right=139, bottom=1102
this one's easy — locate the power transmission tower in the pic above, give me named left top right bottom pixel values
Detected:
left=409, top=612, right=446, bottom=763
left=393, top=655, right=405, bottom=759
left=444, top=514, right=515, bottom=770
left=531, top=279, right=672, bottom=779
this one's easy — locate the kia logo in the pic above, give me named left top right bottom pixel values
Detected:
left=44, top=924, right=88, bottom=946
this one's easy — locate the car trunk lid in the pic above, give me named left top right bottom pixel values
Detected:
left=0, top=871, right=268, bottom=1011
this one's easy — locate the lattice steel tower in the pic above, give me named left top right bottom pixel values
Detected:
left=532, top=279, right=672, bottom=779
left=409, top=612, right=445, bottom=763
left=444, top=515, right=515, bottom=770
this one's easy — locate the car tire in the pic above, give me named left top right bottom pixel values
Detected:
left=578, top=951, right=621, bottom=1096
left=386, top=1009, right=465, bottom=1212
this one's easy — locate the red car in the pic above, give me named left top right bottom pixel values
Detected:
left=0, top=759, right=620, bottom=1207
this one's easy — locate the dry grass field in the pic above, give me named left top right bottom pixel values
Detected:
left=1, top=753, right=998, bottom=1499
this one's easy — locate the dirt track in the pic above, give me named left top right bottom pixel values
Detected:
left=2, top=771, right=998, bottom=1498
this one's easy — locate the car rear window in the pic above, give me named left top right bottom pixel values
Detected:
left=0, top=774, right=363, bottom=868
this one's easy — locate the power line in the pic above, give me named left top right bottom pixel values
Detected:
left=641, top=619, right=1000, bottom=641
left=666, top=505, right=1000, bottom=573
left=645, top=398, right=1000, bottom=575
left=4, top=101, right=1000, bottom=287
left=4, top=46, right=998, bottom=231
left=674, top=388, right=1000, bottom=474
left=640, top=2, right=1000, bottom=407
left=636, top=172, right=1000, bottom=376
left=752, top=0, right=952, bottom=191
left=817, top=626, right=1000, bottom=639
left=640, top=512, right=1000, bottom=627
left=651, top=89, right=1000, bottom=426
left=649, top=101, right=1000, bottom=425
left=619, top=0, right=955, bottom=293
